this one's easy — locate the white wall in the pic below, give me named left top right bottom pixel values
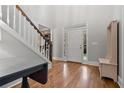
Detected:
left=52, top=6, right=88, bottom=59
left=20, top=5, right=41, bottom=27
left=87, top=6, right=114, bottom=61
left=20, top=5, right=55, bottom=29
left=50, top=6, right=114, bottom=62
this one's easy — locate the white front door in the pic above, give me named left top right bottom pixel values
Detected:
left=67, top=29, right=83, bottom=63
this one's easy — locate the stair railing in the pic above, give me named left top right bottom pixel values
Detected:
left=0, top=5, right=52, bottom=61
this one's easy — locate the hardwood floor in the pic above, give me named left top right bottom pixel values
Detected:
left=13, top=60, right=119, bottom=88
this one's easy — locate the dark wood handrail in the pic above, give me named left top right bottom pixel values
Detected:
left=16, top=5, right=43, bottom=37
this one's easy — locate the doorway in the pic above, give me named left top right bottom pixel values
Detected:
left=64, top=25, right=88, bottom=63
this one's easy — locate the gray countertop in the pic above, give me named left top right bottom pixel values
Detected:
left=0, top=54, right=47, bottom=78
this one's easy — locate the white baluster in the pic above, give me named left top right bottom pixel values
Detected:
left=36, top=32, right=39, bottom=52
left=18, top=11, right=21, bottom=36
left=42, top=38, right=45, bottom=56
left=25, top=19, right=29, bottom=42
left=35, top=31, right=38, bottom=52
left=30, top=27, right=33, bottom=47
left=26, top=22, right=29, bottom=43
left=0, top=5, right=2, bottom=19
left=29, top=25, right=32, bottom=46
left=35, top=32, right=37, bottom=51
left=23, top=17, right=26, bottom=40
left=31, top=29, right=34, bottom=48
left=34, top=30, right=36, bottom=49
left=20, top=15, right=24, bottom=37
left=13, top=6, right=16, bottom=30
left=30, top=27, right=33, bottom=46
left=9, top=6, right=14, bottom=28
left=28, top=25, right=30, bottom=45
left=37, top=33, right=40, bottom=52
left=33, top=30, right=36, bottom=50
left=0, top=28, right=2, bottom=41
left=40, top=36, right=43, bottom=53
left=31, top=28, right=34, bottom=47
left=33, top=30, right=36, bottom=49
left=7, top=5, right=9, bottom=25
left=35, top=31, right=38, bottom=51
left=15, top=9, right=19, bottom=33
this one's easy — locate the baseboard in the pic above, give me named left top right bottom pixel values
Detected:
left=48, top=62, right=52, bottom=69
left=53, top=57, right=66, bottom=61
left=82, top=61, right=99, bottom=67
left=9, top=79, right=22, bottom=88
left=53, top=57, right=99, bottom=66
left=118, top=76, right=123, bottom=88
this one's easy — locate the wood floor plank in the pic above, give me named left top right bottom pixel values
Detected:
left=13, top=60, right=119, bottom=88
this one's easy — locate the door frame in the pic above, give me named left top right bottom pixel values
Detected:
left=64, top=25, right=88, bottom=63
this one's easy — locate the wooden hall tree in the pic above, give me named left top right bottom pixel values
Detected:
left=99, top=20, right=118, bottom=82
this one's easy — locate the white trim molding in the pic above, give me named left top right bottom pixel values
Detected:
left=53, top=57, right=99, bottom=67
left=118, top=76, right=124, bottom=88
left=53, top=57, right=67, bottom=61
left=0, top=5, right=2, bottom=19
left=82, top=61, right=99, bottom=67
left=0, top=28, right=2, bottom=41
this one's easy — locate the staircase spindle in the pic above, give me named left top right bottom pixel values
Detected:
left=0, top=5, right=2, bottom=19
left=0, top=5, right=1, bottom=40
left=23, top=17, right=26, bottom=40
left=0, top=28, right=1, bottom=41
left=28, top=25, right=32, bottom=45
left=34, top=30, right=37, bottom=49
left=31, top=27, right=34, bottom=47
left=15, top=9, right=19, bottom=33
left=27, top=22, right=30, bottom=44
left=34, top=31, right=37, bottom=51
left=25, top=19, right=29, bottom=42
left=30, top=28, right=33, bottom=46
left=37, top=33, right=40, bottom=52
left=7, top=5, right=10, bottom=25
left=40, top=36, right=43, bottom=54
left=20, top=15, right=23, bottom=37
left=2, top=6, right=7, bottom=23
left=9, top=6, right=14, bottom=28
left=13, top=6, right=16, bottom=30
left=19, top=11, right=22, bottom=36
left=41, top=37, right=44, bottom=55
left=36, top=32, right=38, bottom=52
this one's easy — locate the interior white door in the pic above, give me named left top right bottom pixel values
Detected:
left=67, top=29, right=83, bottom=63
